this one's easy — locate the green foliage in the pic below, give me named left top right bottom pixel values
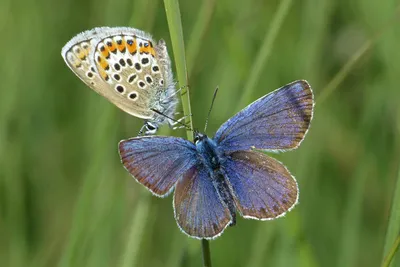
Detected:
left=0, top=0, right=400, bottom=266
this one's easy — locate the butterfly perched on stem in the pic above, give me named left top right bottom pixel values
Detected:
left=61, top=27, right=178, bottom=135
left=119, top=80, right=314, bottom=239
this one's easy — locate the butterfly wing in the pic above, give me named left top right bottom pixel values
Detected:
left=119, top=136, right=197, bottom=197
left=62, top=27, right=174, bottom=119
left=221, top=150, right=298, bottom=220
left=174, top=165, right=232, bottom=239
left=214, top=80, right=314, bottom=152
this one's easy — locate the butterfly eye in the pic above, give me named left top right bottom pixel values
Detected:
left=194, top=132, right=204, bottom=144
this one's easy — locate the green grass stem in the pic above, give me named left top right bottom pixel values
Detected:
left=164, top=0, right=193, bottom=140
left=238, top=0, right=293, bottom=107
left=381, top=165, right=400, bottom=267
left=382, top=234, right=400, bottom=267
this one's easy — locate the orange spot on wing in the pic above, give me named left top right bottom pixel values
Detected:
left=127, top=39, right=137, bottom=54
left=149, top=47, right=155, bottom=57
left=77, top=50, right=86, bottom=60
left=77, top=45, right=90, bottom=61
left=97, top=55, right=109, bottom=71
left=107, top=41, right=117, bottom=53
left=117, top=38, right=126, bottom=52
left=139, top=41, right=156, bottom=56
left=148, top=41, right=155, bottom=56
left=100, top=47, right=110, bottom=58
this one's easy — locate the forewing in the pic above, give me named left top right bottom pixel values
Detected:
left=215, top=80, right=314, bottom=152
left=174, top=165, right=232, bottom=239
left=222, top=150, right=298, bottom=220
left=119, top=136, right=196, bottom=197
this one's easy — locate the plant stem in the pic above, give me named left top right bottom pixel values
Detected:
left=186, top=0, right=216, bottom=75
left=317, top=40, right=372, bottom=105
left=163, top=1, right=210, bottom=267
left=381, top=164, right=400, bottom=266
left=318, top=6, right=400, bottom=105
left=381, top=234, right=400, bottom=267
left=238, top=0, right=293, bottom=107
left=164, top=0, right=193, bottom=140
left=201, top=239, right=212, bottom=267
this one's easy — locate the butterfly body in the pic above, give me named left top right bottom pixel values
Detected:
left=194, top=133, right=223, bottom=170
left=194, top=133, right=237, bottom=226
left=61, top=27, right=178, bottom=134
left=119, top=80, right=314, bottom=239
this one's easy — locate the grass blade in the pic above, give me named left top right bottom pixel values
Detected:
left=381, top=166, right=400, bottom=266
left=163, top=0, right=208, bottom=266
left=164, top=0, right=193, bottom=139
left=238, top=0, right=293, bottom=107
left=316, top=39, right=372, bottom=105
left=382, top=235, right=400, bottom=267
left=201, top=239, right=212, bottom=267
left=318, top=6, right=400, bottom=104
left=119, top=192, right=151, bottom=267
left=186, top=0, right=216, bottom=75
left=337, top=158, right=370, bottom=267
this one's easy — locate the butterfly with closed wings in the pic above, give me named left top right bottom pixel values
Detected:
left=61, top=27, right=179, bottom=135
left=119, top=80, right=314, bottom=239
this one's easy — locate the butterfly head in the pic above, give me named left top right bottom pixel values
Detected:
left=193, top=131, right=207, bottom=144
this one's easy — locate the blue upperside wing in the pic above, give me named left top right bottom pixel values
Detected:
left=214, top=80, right=314, bottom=152
left=174, top=165, right=232, bottom=239
left=221, top=150, right=298, bottom=220
left=119, top=136, right=197, bottom=197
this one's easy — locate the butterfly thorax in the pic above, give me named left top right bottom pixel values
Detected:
left=140, top=80, right=178, bottom=134
left=148, top=82, right=178, bottom=123
left=195, top=134, right=223, bottom=170
left=195, top=133, right=237, bottom=225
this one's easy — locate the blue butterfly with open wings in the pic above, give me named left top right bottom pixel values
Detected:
left=119, top=80, right=314, bottom=239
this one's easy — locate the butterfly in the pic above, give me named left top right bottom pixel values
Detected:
left=119, top=80, right=314, bottom=239
left=61, top=27, right=178, bottom=135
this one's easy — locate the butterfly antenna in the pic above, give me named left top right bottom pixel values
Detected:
left=204, top=86, right=219, bottom=133
left=151, top=109, right=192, bottom=131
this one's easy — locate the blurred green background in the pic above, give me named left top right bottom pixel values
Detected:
left=1, top=0, right=400, bottom=266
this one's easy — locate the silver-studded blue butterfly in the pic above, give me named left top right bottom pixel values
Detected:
left=119, top=80, right=314, bottom=239
left=61, top=27, right=178, bottom=135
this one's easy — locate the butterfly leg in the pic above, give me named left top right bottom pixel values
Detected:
left=172, top=125, right=189, bottom=130
left=137, top=124, right=147, bottom=136
left=170, top=114, right=191, bottom=125
left=160, top=85, right=189, bottom=102
left=169, top=114, right=192, bottom=130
